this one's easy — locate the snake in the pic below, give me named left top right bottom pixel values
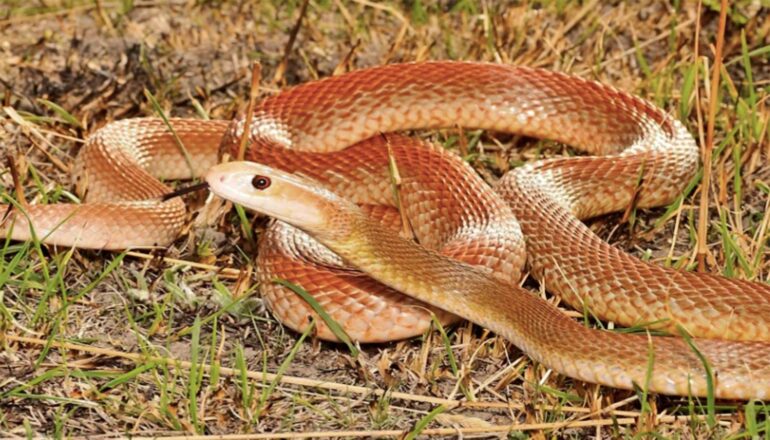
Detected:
left=3, top=61, right=770, bottom=399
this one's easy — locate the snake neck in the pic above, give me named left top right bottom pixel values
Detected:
left=316, top=203, right=583, bottom=352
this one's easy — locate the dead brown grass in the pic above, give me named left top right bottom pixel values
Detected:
left=1, top=0, right=769, bottom=438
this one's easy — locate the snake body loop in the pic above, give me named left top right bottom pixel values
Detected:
left=4, top=62, right=770, bottom=398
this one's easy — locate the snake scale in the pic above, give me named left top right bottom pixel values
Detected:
left=4, top=62, right=770, bottom=399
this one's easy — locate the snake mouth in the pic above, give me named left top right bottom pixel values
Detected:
left=204, top=161, right=270, bottom=206
left=158, top=169, right=267, bottom=205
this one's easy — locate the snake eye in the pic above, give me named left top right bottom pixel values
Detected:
left=251, top=175, right=271, bottom=190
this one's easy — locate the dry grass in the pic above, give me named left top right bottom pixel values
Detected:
left=1, top=0, right=769, bottom=438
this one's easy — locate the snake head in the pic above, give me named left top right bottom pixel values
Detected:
left=205, top=161, right=354, bottom=240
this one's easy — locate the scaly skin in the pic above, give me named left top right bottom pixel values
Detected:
left=3, top=62, right=770, bottom=397
left=204, top=160, right=770, bottom=400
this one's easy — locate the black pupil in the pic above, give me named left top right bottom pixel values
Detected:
left=252, top=176, right=270, bottom=189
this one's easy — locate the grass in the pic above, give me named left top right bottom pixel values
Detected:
left=272, top=279, right=359, bottom=358
left=1, top=0, right=770, bottom=438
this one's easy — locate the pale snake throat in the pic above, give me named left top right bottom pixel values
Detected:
left=3, top=61, right=770, bottom=400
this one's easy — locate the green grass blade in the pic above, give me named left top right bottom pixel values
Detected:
left=100, top=362, right=159, bottom=391
left=273, top=278, right=359, bottom=357
left=143, top=88, right=194, bottom=177
left=680, top=63, right=697, bottom=120
left=235, top=344, right=255, bottom=414
left=429, top=314, right=458, bottom=376
left=405, top=405, right=446, bottom=440
left=746, top=400, right=759, bottom=438
left=188, top=316, right=203, bottom=433
left=257, top=319, right=315, bottom=419
left=36, top=99, right=82, bottom=128
left=678, top=326, right=715, bottom=428
left=233, top=204, right=255, bottom=243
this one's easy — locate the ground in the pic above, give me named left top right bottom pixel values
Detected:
left=1, top=0, right=769, bottom=438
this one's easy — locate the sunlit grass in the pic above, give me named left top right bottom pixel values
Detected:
left=1, top=0, right=769, bottom=437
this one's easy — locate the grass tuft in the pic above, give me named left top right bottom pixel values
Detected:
left=1, top=1, right=768, bottom=437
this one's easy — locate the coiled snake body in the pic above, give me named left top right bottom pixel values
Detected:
left=4, top=62, right=770, bottom=399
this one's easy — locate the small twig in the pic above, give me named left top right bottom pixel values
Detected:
left=383, top=133, right=418, bottom=242
left=95, top=0, right=115, bottom=34
left=237, top=63, right=262, bottom=161
left=576, top=19, right=694, bottom=76
left=332, top=39, right=361, bottom=76
left=159, top=182, right=209, bottom=202
left=351, top=0, right=410, bottom=64
left=332, top=0, right=356, bottom=30
left=620, top=162, right=647, bottom=240
left=273, top=0, right=311, bottom=85
left=172, top=74, right=248, bottom=107
left=122, top=418, right=638, bottom=439
left=3, top=106, right=70, bottom=173
left=6, top=155, right=27, bottom=208
left=549, top=0, right=599, bottom=46
left=0, top=4, right=96, bottom=25
left=456, top=125, right=469, bottom=158
left=697, top=0, right=728, bottom=272
left=3, top=333, right=627, bottom=416
left=124, top=251, right=242, bottom=280
left=690, top=2, right=708, bottom=267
